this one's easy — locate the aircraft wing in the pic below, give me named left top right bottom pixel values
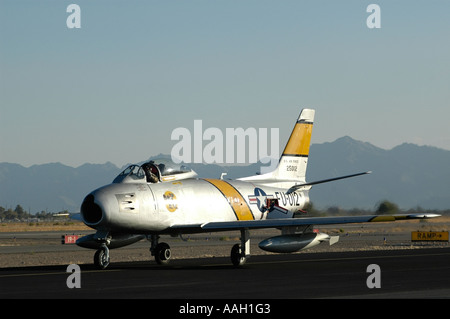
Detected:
left=170, top=213, right=440, bottom=233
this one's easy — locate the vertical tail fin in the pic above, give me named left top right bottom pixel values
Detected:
left=276, top=108, right=314, bottom=181
left=238, top=108, right=315, bottom=184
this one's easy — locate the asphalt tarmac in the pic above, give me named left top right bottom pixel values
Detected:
left=1, top=247, right=450, bottom=300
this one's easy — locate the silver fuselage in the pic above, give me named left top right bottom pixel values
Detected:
left=81, top=178, right=309, bottom=235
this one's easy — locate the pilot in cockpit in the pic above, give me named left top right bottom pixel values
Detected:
left=142, top=162, right=160, bottom=183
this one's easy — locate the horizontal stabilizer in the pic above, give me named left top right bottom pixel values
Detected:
left=286, top=171, right=371, bottom=194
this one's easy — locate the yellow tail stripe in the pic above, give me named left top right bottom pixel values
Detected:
left=204, top=179, right=254, bottom=221
left=282, top=123, right=313, bottom=156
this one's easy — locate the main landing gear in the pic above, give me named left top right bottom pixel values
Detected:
left=230, top=229, right=250, bottom=267
left=149, top=235, right=172, bottom=265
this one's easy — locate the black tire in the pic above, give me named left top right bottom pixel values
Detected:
left=155, top=242, right=171, bottom=265
left=230, top=243, right=246, bottom=267
left=94, top=248, right=110, bottom=270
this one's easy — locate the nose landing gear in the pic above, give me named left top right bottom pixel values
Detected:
left=92, top=232, right=111, bottom=270
left=94, top=244, right=110, bottom=269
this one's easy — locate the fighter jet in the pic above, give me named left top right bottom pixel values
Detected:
left=76, top=108, right=439, bottom=269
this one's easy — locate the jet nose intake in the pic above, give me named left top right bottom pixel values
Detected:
left=81, top=194, right=103, bottom=225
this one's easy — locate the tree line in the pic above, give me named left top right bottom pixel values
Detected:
left=0, top=205, right=69, bottom=222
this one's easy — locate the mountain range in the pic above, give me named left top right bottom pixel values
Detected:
left=1, top=136, right=449, bottom=213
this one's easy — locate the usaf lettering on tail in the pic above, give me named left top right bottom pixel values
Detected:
left=72, top=108, right=440, bottom=269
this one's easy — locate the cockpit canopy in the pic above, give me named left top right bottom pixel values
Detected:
left=112, top=158, right=197, bottom=184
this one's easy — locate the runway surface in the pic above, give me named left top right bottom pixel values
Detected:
left=1, top=247, right=450, bottom=300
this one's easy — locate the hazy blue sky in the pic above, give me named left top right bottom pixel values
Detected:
left=1, top=1, right=449, bottom=167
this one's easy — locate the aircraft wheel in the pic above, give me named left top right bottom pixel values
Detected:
left=155, top=242, right=171, bottom=265
left=94, top=248, right=110, bottom=270
left=230, top=243, right=246, bottom=267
